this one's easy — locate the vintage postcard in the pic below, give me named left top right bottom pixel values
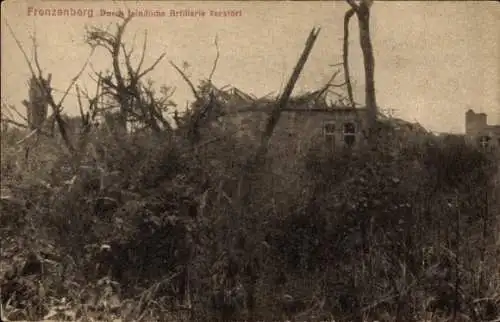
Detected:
left=1, top=1, right=499, bottom=321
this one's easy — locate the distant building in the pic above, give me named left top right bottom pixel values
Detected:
left=465, top=109, right=500, bottom=149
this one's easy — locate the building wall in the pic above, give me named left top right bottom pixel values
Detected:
left=465, top=109, right=487, bottom=136
left=271, top=109, right=368, bottom=154
left=465, top=109, right=500, bottom=149
left=223, top=108, right=368, bottom=156
left=212, top=107, right=368, bottom=197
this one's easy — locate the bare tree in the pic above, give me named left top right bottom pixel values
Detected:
left=342, top=3, right=377, bottom=319
left=5, top=19, right=97, bottom=154
left=169, top=34, right=223, bottom=145
left=344, top=0, right=377, bottom=144
left=85, top=15, right=173, bottom=134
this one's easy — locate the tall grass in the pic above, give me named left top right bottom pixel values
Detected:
left=1, top=118, right=499, bottom=321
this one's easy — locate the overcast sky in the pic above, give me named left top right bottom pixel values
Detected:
left=1, top=1, right=499, bottom=133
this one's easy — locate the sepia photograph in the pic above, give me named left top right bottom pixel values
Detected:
left=1, top=1, right=499, bottom=321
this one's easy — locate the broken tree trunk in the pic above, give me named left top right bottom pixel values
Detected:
left=23, top=74, right=50, bottom=131
left=257, top=27, right=321, bottom=164
left=237, top=27, right=321, bottom=322
left=239, top=26, right=321, bottom=210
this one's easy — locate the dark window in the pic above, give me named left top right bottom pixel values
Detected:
left=324, top=122, right=336, bottom=150
left=343, top=122, right=356, bottom=147
left=324, top=122, right=336, bottom=135
left=478, top=136, right=491, bottom=149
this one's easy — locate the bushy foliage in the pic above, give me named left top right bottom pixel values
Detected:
left=2, top=104, right=499, bottom=322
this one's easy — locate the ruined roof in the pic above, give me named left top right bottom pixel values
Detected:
left=379, top=116, right=429, bottom=134
left=203, top=82, right=365, bottom=117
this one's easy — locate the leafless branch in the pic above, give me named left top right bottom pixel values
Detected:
left=328, top=90, right=346, bottom=98
left=0, top=103, right=14, bottom=121
left=87, top=16, right=133, bottom=131
left=346, top=0, right=360, bottom=11
left=9, top=102, right=29, bottom=123
left=86, top=15, right=172, bottom=133
left=136, top=30, right=148, bottom=76
left=315, top=69, right=345, bottom=101
left=3, top=119, right=29, bottom=129
left=5, top=20, right=38, bottom=80
left=85, top=27, right=115, bottom=54
left=112, top=15, right=133, bottom=87
left=122, top=43, right=136, bottom=79
left=208, top=35, right=220, bottom=82
left=170, top=61, right=202, bottom=101
left=137, top=53, right=166, bottom=79
left=57, top=46, right=96, bottom=107
left=6, top=19, right=76, bottom=152
left=30, top=32, right=43, bottom=78
left=327, top=69, right=342, bottom=85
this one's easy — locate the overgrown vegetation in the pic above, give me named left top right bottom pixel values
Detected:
left=1, top=9, right=499, bottom=322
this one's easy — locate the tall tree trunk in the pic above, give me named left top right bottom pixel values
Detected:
left=345, top=0, right=377, bottom=145
left=343, top=9, right=356, bottom=108
left=357, top=3, right=377, bottom=143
